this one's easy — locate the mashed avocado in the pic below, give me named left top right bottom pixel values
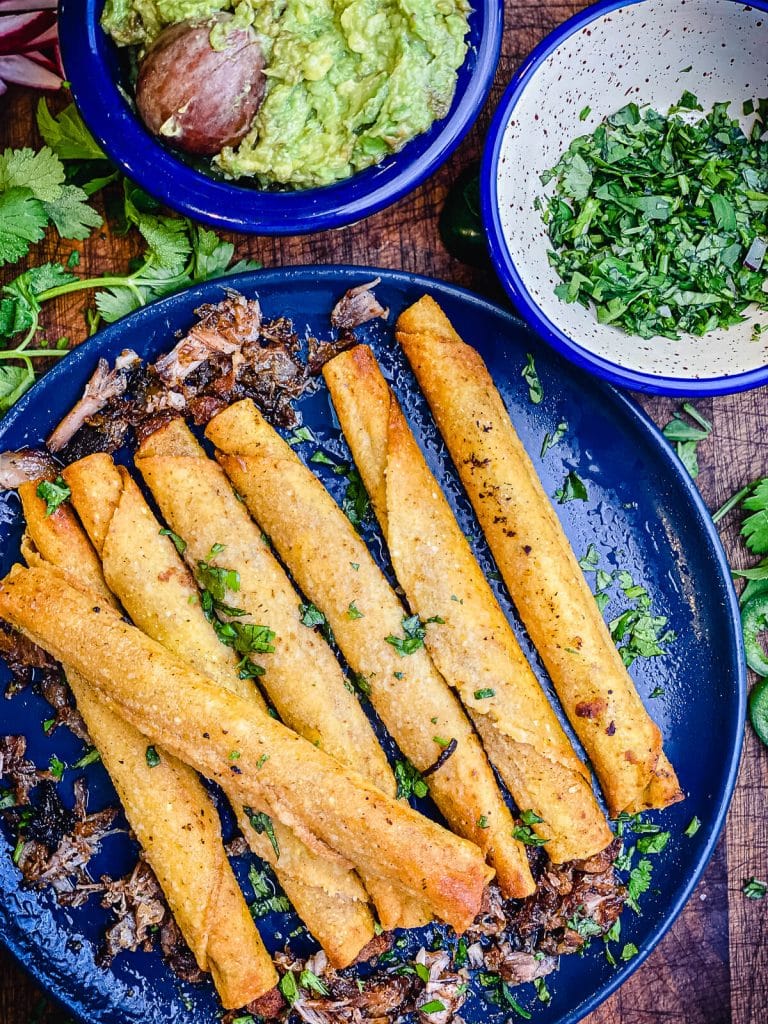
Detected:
left=102, top=0, right=470, bottom=189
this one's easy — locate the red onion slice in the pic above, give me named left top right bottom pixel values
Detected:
left=0, top=52, right=61, bottom=87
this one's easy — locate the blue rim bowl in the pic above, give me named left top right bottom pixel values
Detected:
left=480, top=0, right=768, bottom=397
left=58, top=0, right=502, bottom=236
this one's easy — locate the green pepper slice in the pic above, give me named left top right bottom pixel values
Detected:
left=438, top=163, right=490, bottom=268
left=749, top=677, right=768, bottom=748
left=741, top=593, right=768, bottom=677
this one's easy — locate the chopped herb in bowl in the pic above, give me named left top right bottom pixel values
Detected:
left=538, top=95, right=768, bottom=340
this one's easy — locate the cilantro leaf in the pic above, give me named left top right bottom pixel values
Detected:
left=394, top=759, right=428, bottom=800
left=0, top=146, right=65, bottom=202
left=0, top=189, right=48, bottom=268
left=36, top=477, right=71, bottom=516
left=244, top=807, right=280, bottom=859
left=555, top=470, right=588, bottom=503
left=742, top=480, right=768, bottom=554
left=43, top=185, right=103, bottom=241
left=522, top=352, right=543, bottom=403
left=36, top=100, right=106, bottom=162
left=0, top=364, right=33, bottom=412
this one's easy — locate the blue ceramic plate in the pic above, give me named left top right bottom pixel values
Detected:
left=57, top=0, right=502, bottom=235
left=0, top=267, right=744, bottom=1024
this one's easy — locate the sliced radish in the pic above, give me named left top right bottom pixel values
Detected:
left=0, top=52, right=61, bottom=88
left=0, top=0, right=56, bottom=11
left=22, top=20, right=55, bottom=47
left=0, top=11, right=54, bottom=53
left=23, top=47, right=56, bottom=72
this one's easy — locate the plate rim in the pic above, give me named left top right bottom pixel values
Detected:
left=479, top=0, right=768, bottom=398
left=0, top=264, right=747, bottom=1024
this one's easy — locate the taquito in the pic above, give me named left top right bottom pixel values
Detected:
left=323, top=346, right=613, bottom=862
left=61, top=456, right=378, bottom=965
left=395, top=296, right=683, bottom=818
left=205, top=400, right=536, bottom=899
left=16, top=482, right=275, bottom=1007
left=0, top=564, right=490, bottom=934
left=131, top=422, right=429, bottom=930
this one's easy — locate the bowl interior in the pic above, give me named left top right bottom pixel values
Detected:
left=59, top=0, right=499, bottom=234
left=493, top=0, right=768, bottom=383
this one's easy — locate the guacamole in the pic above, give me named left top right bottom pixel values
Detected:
left=101, top=0, right=470, bottom=189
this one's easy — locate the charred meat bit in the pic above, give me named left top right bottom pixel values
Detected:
left=330, top=279, right=389, bottom=330
left=100, top=859, right=168, bottom=965
left=47, top=350, right=140, bottom=452
left=0, top=734, right=55, bottom=805
left=17, top=778, right=118, bottom=907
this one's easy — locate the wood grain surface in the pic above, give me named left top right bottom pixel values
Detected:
left=1, top=2, right=766, bottom=1022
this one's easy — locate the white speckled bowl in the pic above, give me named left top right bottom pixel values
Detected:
left=481, top=0, right=768, bottom=396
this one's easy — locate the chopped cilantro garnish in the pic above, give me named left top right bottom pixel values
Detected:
left=566, top=908, right=602, bottom=939
left=540, top=96, right=768, bottom=339
left=414, top=962, right=430, bottom=983
left=145, top=745, right=160, bottom=767
left=300, top=969, right=330, bottom=996
left=248, top=864, right=290, bottom=917
left=541, top=420, right=568, bottom=456
left=626, top=858, right=653, bottom=912
left=621, top=942, right=639, bottom=961
left=522, top=352, right=543, bottom=404
left=36, top=477, right=70, bottom=516
left=473, top=687, right=495, bottom=700
left=159, top=527, right=187, bottom=556
left=347, top=601, right=363, bottom=620
left=477, top=815, right=489, bottom=829
left=72, top=746, right=101, bottom=769
left=244, top=807, right=280, bottom=860
left=684, top=816, right=701, bottom=837
left=394, top=759, right=428, bottom=800
left=310, top=450, right=336, bottom=466
left=48, top=755, right=65, bottom=781
left=299, top=602, right=334, bottom=644
left=742, top=876, right=767, bottom=899
left=533, top=977, right=551, bottom=1003
left=555, top=470, right=588, bottom=504
left=287, top=426, right=315, bottom=446
left=636, top=830, right=671, bottom=854
left=454, top=936, right=469, bottom=967
left=513, top=810, right=548, bottom=846
left=278, top=971, right=299, bottom=1005
left=420, top=1000, right=446, bottom=1014
left=386, top=614, right=442, bottom=656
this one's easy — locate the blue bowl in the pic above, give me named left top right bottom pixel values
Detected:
left=58, top=0, right=502, bottom=235
left=481, top=0, right=768, bottom=397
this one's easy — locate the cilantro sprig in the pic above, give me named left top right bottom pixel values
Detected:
left=0, top=101, right=259, bottom=414
left=539, top=96, right=768, bottom=340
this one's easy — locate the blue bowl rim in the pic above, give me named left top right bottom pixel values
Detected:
left=480, top=0, right=768, bottom=398
left=57, top=0, right=503, bottom=236
left=0, top=263, right=747, bottom=1022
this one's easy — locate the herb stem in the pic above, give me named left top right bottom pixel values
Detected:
left=0, top=349, right=68, bottom=360
left=712, top=480, right=767, bottom=524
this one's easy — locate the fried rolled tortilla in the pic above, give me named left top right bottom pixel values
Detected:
left=205, top=400, right=535, bottom=899
left=395, top=296, right=683, bottom=818
left=131, top=422, right=429, bottom=930
left=323, top=346, right=613, bottom=863
left=61, top=455, right=377, bottom=965
left=0, top=565, right=489, bottom=933
left=17, top=482, right=275, bottom=1008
